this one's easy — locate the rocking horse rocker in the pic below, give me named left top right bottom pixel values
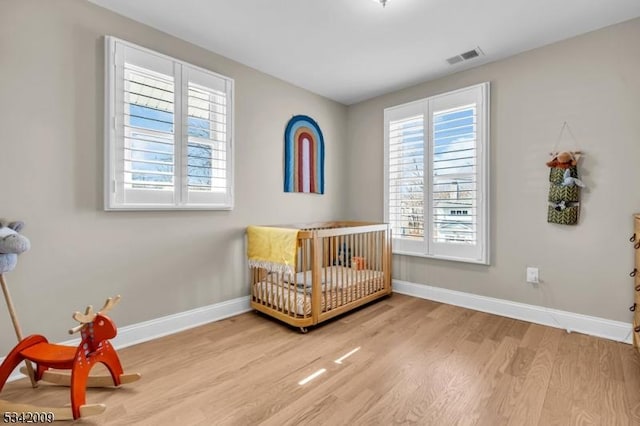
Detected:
left=0, top=220, right=140, bottom=420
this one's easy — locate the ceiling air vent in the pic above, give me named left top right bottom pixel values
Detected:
left=446, top=47, right=484, bottom=65
left=446, top=55, right=464, bottom=65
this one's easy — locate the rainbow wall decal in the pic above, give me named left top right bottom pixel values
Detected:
left=284, top=115, right=325, bottom=194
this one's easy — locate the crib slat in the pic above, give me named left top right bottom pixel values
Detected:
left=354, top=233, right=359, bottom=300
left=373, top=231, right=377, bottom=291
left=385, top=226, right=391, bottom=292
left=362, top=234, right=366, bottom=296
left=376, top=231, right=380, bottom=290
left=372, top=231, right=377, bottom=292
left=311, top=232, right=322, bottom=323
left=303, top=238, right=308, bottom=317
left=338, top=235, right=347, bottom=306
left=325, top=237, right=329, bottom=312
left=345, top=234, right=349, bottom=305
left=328, top=235, right=332, bottom=309
left=364, top=232, right=369, bottom=296
left=376, top=231, right=380, bottom=292
left=350, top=233, right=355, bottom=303
left=371, top=232, right=375, bottom=295
left=367, top=231, right=371, bottom=295
left=354, top=233, right=359, bottom=302
left=346, top=234, right=350, bottom=304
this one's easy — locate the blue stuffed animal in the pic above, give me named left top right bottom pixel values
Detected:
left=0, top=220, right=31, bottom=274
left=561, top=169, right=585, bottom=188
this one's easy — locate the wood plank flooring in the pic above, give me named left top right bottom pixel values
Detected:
left=2, top=294, right=639, bottom=425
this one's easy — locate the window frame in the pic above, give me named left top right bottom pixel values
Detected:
left=104, top=36, right=234, bottom=211
left=383, top=82, right=490, bottom=265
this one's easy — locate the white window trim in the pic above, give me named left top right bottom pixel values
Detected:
left=104, top=36, right=235, bottom=211
left=384, top=82, right=490, bottom=265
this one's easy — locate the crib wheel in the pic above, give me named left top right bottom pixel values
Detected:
left=299, top=327, right=309, bottom=334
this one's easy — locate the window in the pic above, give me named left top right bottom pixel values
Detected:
left=384, top=83, right=489, bottom=264
left=105, top=36, right=234, bottom=210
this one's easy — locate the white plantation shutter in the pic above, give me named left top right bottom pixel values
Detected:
left=105, top=36, right=234, bottom=210
left=384, top=83, right=489, bottom=264
left=184, top=67, right=232, bottom=206
left=121, top=59, right=176, bottom=205
left=384, top=102, right=426, bottom=254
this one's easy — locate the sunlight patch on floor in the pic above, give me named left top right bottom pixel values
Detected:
left=334, top=347, right=361, bottom=364
left=298, top=368, right=327, bottom=385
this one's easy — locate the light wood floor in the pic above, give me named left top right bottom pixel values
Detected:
left=2, top=294, right=640, bottom=425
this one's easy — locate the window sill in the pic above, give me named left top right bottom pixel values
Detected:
left=392, top=249, right=489, bottom=266
left=105, top=204, right=233, bottom=212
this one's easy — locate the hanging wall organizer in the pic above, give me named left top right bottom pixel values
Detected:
left=546, top=122, right=585, bottom=225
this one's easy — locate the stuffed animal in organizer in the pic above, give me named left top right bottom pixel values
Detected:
left=551, top=200, right=567, bottom=211
left=561, top=168, right=585, bottom=188
left=546, top=151, right=580, bottom=169
left=0, top=220, right=30, bottom=274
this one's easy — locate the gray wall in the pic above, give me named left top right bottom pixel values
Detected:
left=346, top=17, right=640, bottom=323
left=1, top=1, right=637, bottom=356
left=0, top=0, right=348, bottom=353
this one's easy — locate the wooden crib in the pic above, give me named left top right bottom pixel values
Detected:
left=249, top=222, right=392, bottom=332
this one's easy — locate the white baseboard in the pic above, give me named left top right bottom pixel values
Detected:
left=109, top=296, right=252, bottom=349
left=393, top=280, right=632, bottom=344
left=6, top=296, right=251, bottom=382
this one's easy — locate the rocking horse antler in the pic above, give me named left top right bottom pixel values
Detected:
left=72, top=305, right=96, bottom=325
left=69, top=295, right=121, bottom=334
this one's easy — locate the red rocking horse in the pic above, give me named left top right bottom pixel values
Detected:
left=0, top=295, right=141, bottom=420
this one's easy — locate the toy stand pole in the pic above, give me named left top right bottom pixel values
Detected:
left=0, top=274, right=37, bottom=388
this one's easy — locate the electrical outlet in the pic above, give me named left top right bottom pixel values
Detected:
left=526, top=267, right=539, bottom=284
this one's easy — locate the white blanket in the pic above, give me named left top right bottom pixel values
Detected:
left=253, top=266, right=385, bottom=316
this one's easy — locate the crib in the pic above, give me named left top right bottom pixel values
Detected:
left=249, top=222, right=392, bottom=332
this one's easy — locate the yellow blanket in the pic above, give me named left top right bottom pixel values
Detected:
left=247, top=226, right=298, bottom=274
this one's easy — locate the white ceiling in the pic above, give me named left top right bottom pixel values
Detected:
left=88, top=0, right=640, bottom=105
